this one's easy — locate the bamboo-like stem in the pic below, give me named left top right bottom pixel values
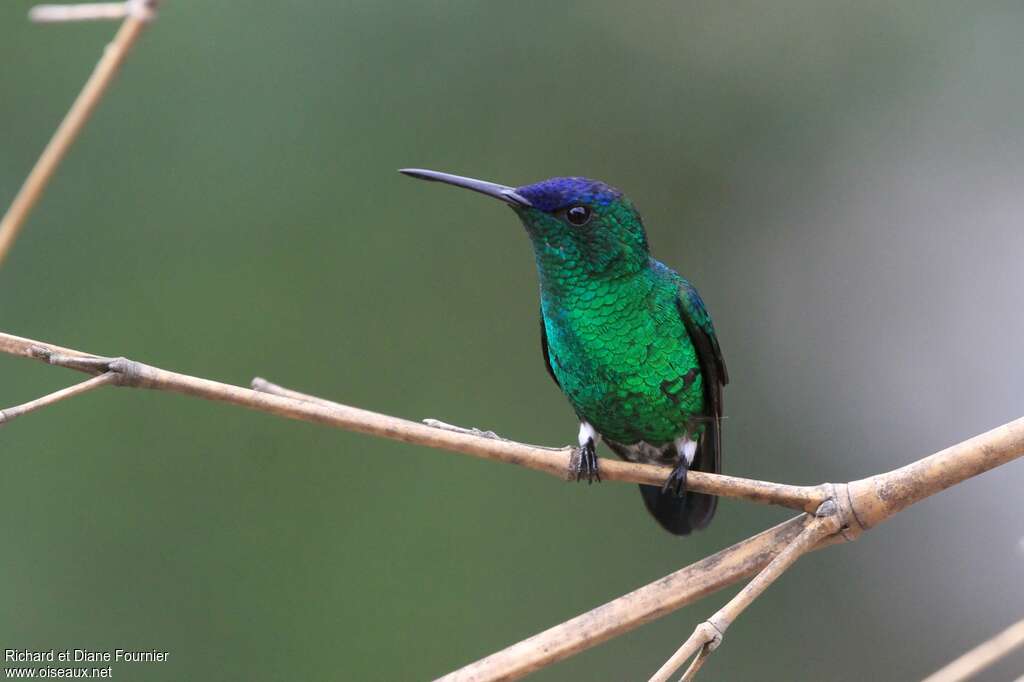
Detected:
left=648, top=512, right=842, bottom=682
left=922, top=618, right=1024, bottom=682
left=250, top=375, right=826, bottom=507
left=429, top=427, right=1024, bottom=679
left=435, top=515, right=823, bottom=682
left=848, top=418, right=1024, bottom=528
left=2, top=328, right=1024, bottom=681
left=0, top=331, right=826, bottom=510
left=649, top=624, right=719, bottom=682
left=0, top=3, right=156, bottom=267
left=0, top=372, right=116, bottom=425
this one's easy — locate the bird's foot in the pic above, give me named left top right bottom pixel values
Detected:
left=662, top=459, right=688, bottom=498
left=571, top=422, right=602, bottom=484
left=572, top=437, right=601, bottom=483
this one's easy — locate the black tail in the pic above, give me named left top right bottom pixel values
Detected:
left=638, top=427, right=720, bottom=535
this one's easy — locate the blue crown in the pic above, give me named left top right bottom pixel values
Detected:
left=516, top=177, right=623, bottom=212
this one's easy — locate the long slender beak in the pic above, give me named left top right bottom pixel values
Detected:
left=399, top=168, right=532, bottom=207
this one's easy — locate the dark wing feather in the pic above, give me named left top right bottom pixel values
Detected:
left=671, top=281, right=728, bottom=531
left=678, top=281, right=728, bottom=388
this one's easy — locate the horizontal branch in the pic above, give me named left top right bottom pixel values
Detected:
left=9, top=328, right=1018, bottom=532
left=0, top=331, right=826, bottom=511
left=29, top=2, right=141, bottom=22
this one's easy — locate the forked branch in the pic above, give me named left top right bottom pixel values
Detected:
left=649, top=509, right=842, bottom=681
left=2, top=328, right=1023, bottom=681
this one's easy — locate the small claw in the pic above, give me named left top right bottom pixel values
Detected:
left=662, top=460, right=688, bottom=498
left=573, top=439, right=601, bottom=484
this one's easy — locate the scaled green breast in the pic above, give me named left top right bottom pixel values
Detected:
left=542, top=273, right=706, bottom=445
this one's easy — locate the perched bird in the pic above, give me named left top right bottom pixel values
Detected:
left=401, top=169, right=728, bottom=535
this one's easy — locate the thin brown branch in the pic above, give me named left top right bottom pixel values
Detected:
left=0, top=331, right=824, bottom=509
left=0, top=2, right=157, bottom=267
left=649, top=510, right=842, bottom=682
left=922, top=617, right=1024, bottom=682
left=3, top=328, right=1024, bottom=681
left=436, top=514, right=824, bottom=682
left=0, top=372, right=116, bottom=425
left=248, top=375, right=825, bottom=508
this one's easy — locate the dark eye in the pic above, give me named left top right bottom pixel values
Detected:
left=565, top=205, right=592, bottom=226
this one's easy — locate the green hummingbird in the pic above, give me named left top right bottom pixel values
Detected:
left=401, top=169, right=728, bottom=535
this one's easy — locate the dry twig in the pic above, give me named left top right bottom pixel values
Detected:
left=436, top=415, right=1023, bottom=681
left=648, top=509, right=842, bottom=681
left=0, top=0, right=158, bottom=267
left=2, top=329, right=1023, bottom=680
left=0, top=372, right=116, bottom=424
left=922, top=617, right=1024, bottom=682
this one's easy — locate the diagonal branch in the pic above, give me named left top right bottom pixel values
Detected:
left=434, top=423, right=1024, bottom=680
left=922, top=617, right=1024, bottom=682
left=0, top=372, right=116, bottom=425
left=0, top=1, right=158, bottom=267
left=649, top=509, right=842, bottom=682
left=436, top=514, right=829, bottom=682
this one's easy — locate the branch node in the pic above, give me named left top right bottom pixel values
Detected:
left=697, top=620, right=724, bottom=651
left=30, top=346, right=147, bottom=387
left=825, top=482, right=866, bottom=543
left=814, top=499, right=836, bottom=517
left=107, top=357, right=148, bottom=385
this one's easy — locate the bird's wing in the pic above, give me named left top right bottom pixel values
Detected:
left=676, top=280, right=729, bottom=387
left=539, top=310, right=561, bottom=389
left=675, top=279, right=728, bottom=479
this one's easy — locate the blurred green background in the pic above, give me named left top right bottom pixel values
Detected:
left=3, top=2, right=1023, bottom=680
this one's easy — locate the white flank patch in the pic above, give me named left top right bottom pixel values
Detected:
left=578, top=421, right=597, bottom=447
left=677, top=437, right=698, bottom=465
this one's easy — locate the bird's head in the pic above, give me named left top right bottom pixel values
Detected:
left=400, top=169, right=651, bottom=284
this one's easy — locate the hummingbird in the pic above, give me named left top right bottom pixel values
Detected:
left=401, top=169, right=728, bottom=535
